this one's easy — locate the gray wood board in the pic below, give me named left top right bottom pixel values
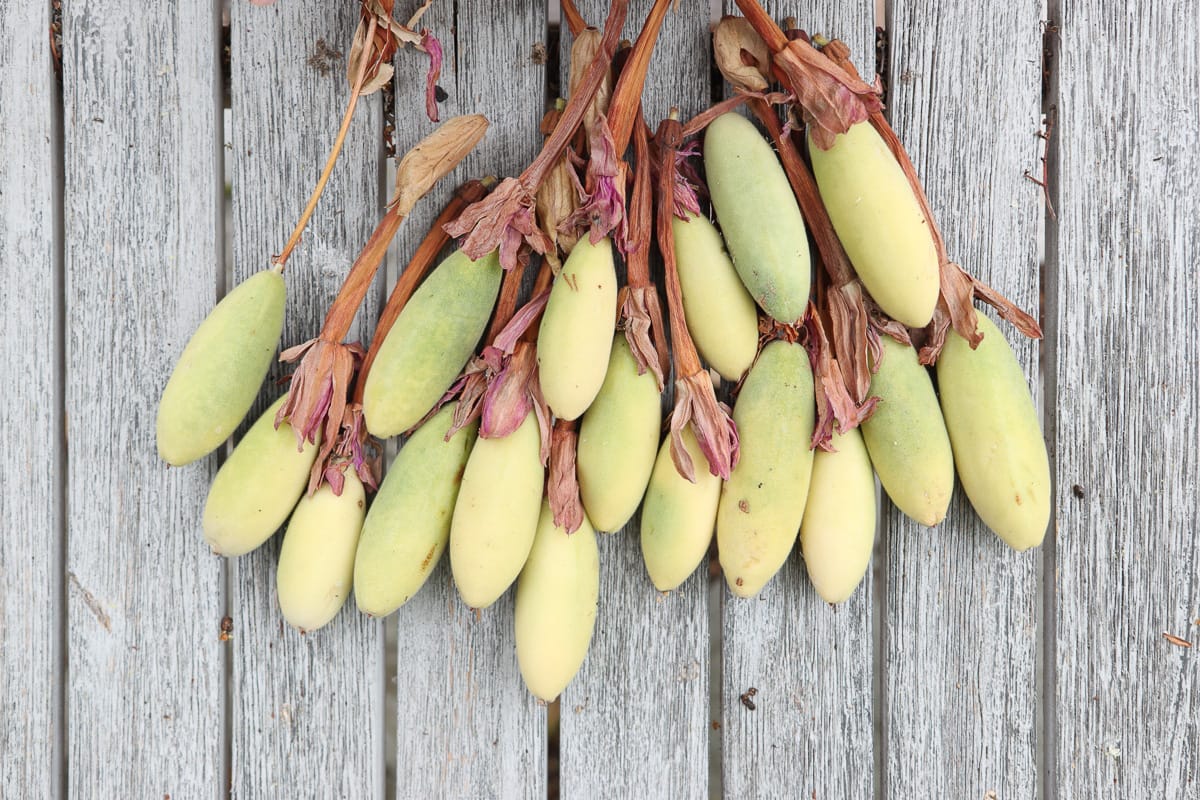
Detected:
left=0, top=3, right=60, bottom=797
left=715, top=3, right=877, bottom=799
left=1053, top=0, right=1200, bottom=796
left=229, top=2, right=385, bottom=797
left=389, top=2, right=549, bottom=797
left=61, top=1, right=224, bottom=796
left=885, top=1, right=1046, bottom=797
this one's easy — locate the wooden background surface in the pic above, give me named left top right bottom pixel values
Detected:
left=2, top=0, right=1197, bottom=797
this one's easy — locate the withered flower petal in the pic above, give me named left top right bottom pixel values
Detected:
left=421, top=31, right=444, bottom=122
left=567, top=28, right=613, bottom=142
left=560, top=117, right=626, bottom=246
left=391, top=114, right=489, bottom=215
left=548, top=421, right=585, bottom=534
left=801, top=311, right=878, bottom=451
left=480, top=343, right=537, bottom=440
left=826, top=280, right=872, bottom=403
left=619, top=286, right=667, bottom=391
left=773, top=37, right=882, bottom=150
left=669, top=371, right=739, bottom=482
left=443, top=177, right=552, bottom=271
left=713, top=16, right=772, bottom=93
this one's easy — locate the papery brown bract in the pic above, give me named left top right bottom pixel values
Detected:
left=668, top=372, right=739, bottom=482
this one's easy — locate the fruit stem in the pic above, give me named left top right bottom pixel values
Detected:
left=654, top=110, right=703, bottom=377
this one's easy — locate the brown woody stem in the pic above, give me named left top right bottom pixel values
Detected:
left=607, top=0, right=673, bottom=154
left=560, top=0, right=587, bottom=37
left=625, top=109, right=653, bottom=289
left=733, top=0, right=788, bottom=52
left=519, top=260, right=555, bottom=344
left=486, top=259, right=528, bottom=345
left=655, top=111, right=703, bottom=377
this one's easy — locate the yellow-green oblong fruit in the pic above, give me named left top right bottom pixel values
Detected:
left=577, top=335, right=661, bottom=532
left=718, top=341, right=815, bottom=597
left=703, top=112, right=811, bottom=324
left=936, top=314, right=1050, bottom=551
left=276, top=471, right=366, bottom=632
left=800, top=428, right=876, bottom=604
left=203, top=395, right=318, bottom=557
left=672, top=211, right=758, bottom=381
left=537, top=236, right=618, bottom=420
left=860, top=335, right=954, bottom=526
left=362, top=249, right=501, bottom=437
left=515, top=501, right=600, bottom=702
left=157, top=269, right=285, bottom=466
left=449, top=411, right=545, bottom=608
left=354, top=405, right=477, bottom=617
left=808, top=122, right=938, bottom=327
left=640, top=428, right=722, bottom=591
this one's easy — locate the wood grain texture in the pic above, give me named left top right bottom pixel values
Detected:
left=0, top=3, right=60, bottom=797
left=885, top=1, right=1045, bottom=797
left=556, top=4, right=713, bottom=798
left=713, top=4, right=877, bottom=799
left=1053, top=1, right=1200, bottom=796
left=61, top=1, right=224, bottom=797
left=229, top=3, right=385, bottom=798
left=389, top=3, right=549, bottom=797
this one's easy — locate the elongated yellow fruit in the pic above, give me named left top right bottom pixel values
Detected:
left=718, top=341, right=815, bottom=597
left=203, top=395, right=318, bottom=557
left=937, top=314, right=1050, bottom=550
left=354, top=405, right=477, bottom=617
left=640, top=428, right=721, bottom=591
left=671, top=211, right=759, bottom=381
left=449, top=411, right=545, bottom=608
left=515, top=501, right=599, bottom=702
left=276, top=472, right=366, bottom=632
left=157, top=269, right=285, bottom=466
left=704, top=112, right=811, bottom=324
left=808, top=122, right=939, bottom=327
left=860, top=335, right=954, bottom=526
left=801, top=428, right=876, bottom=603
left=577, top=335, right=661, bottom=532
left=362, top=249, right=501, bottom=437
left=537, top=236, right=618, bottom=420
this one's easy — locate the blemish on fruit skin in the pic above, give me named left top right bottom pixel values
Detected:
left=419, top=544, right=437, bottom=574
left=1015, top=494, right=1023, bottom=506
left=738, top=499, right=750, bottom=513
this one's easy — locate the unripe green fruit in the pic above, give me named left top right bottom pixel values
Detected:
left=354, top=405, right=477, bottom=617
left=362, top=249, right=501, bottom=437
left=640, top=428, right=721, bottom=591
left=157, top=269, right=285, bottom=466
left=808, top=122, right=939, bottom=327
left=577, top=335, right=661, bottom=533
left=718, top=341, right=815, bottom=597
left=704, top=112, right=811, bottom=324
left=203, top=395, right=318, bottom=557
left=937, top=314, right=1050, bottom=551
left=537, top=236, right=618, bottom=420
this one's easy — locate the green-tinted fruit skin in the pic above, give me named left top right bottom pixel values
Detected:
left=800, top=428, right=876, bottom=604
left=276, top=471, right=366, bottom=633
left=515, top=501, right=600, bottom=702
left=203, top=395, right=318, bottom=557
left=537, top=236, right=618, bottom=420
left=640, top=428, right=722, bottom=591
left=860, top=335, right=954, bottom=526
left=808, top=122, right=939, bottom=327
left=449, top=411, right=545, bottom=608
left=671, top=212, right=759, bottom=381
left=936, top=314, right=1050, bottom=551
left=157, top=269, right=285, bottom=466
left=717, top=341, right=816, bottom=597
left=704, top=112, right=811, bottom=324
left=362, top=249, right=501, bottom=437
left=577, top=335, right=662, bottom=533
left=354, top=405, right=477, bottom=617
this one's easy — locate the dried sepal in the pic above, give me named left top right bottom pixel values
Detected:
left=568, top=28, right=612, bottom=143
left=548, top=421, right=585, bottom=534
left=670, top=141, right=703, bottom=219
left=391, top=114, right=488, bottom=215
left=713, top=16, right=772, bottom=93
left=560, top=118, right=626, bottom=246
left=669, top=371, right=740, bottom=482
left=618, top=286, right=667, bottom=391
left=801, top=309, right=878, bottom=450
left=825, top=280, right=873, bottom=403
left=918, top=260, right=1043, bottom=365
left=318, top=404, right=381, bottom=496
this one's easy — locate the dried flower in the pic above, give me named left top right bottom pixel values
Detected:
left=712, top=16, right=772, bottom=93
left=618, top=286, right=667, bottom=391
left=567, top=28, right=612, bottom=143
left=801, top=309, right=878, bottom=451
left=669, top=372, right=740, bottom=482
left=547, top=420, right=585, bottom=534
left=560, top=118, right=626, bottom=246
left=391, top=114, right=489, bottom=215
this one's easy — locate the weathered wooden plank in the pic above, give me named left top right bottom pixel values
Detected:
left=389, top=3, right=549, bottom=797
left=61, top=1, right=224, bottom=796
left=884, top=2, right=1045, bottom=797
left=229, top=3, right=385, bottom=797
left=1053, top=1, right=1200, bottom=796
left=0, top=3, right=61, bottom=798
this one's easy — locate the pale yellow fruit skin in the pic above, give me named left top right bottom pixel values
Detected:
left=449, top=412, right=545, bottom=608
left=703, top=112, right=811, bottom=324
left=809, top=121, right=939, bottom=328
left=276, top=472, right=366, bottom=633
left=936, top=314, right=1050, bottom=551
left=354, top=405, right=477, bottom=617
left=860, top=335, right=954, bottom=526
left=800, top=428, right=876, bottom=604
left=640, top=428, right=722, bottom=591
left=577, top=335, right=661, bottom=532
left=157, top=269, right=285, bottom=466
left=671, top=212, right=759, bottom=381
left=362, top=249, right=501, bottom=437
left=537, top=236, right=618, bottom=420
left=203, top=395, right=318, bottom=557
left=718, top=341, right=815, bottom=597
left=515, top=501, right=600, bottom=702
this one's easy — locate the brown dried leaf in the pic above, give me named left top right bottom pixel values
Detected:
left=391, top=114, right=489, bottom=215
left=713, top=16, right=771, bottom=93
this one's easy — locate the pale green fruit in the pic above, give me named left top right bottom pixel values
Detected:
left=640, top=428, right=721, bottom=591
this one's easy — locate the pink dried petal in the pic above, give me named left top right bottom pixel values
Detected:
left=827, top=281, right=872, bottom=404
left=492, top=289, right=550, bottom=354
left=481, top=343, right=537, bottom=439
left=548, top=423, right=584, bottom=534
left=672, top=141, right=703, bottom=219
left=560, top=118, right=627, bottom=246
left=619, top=287, right=667, bottom=391
left=668, top=371, right=739, bottom=482
left=420, top=31, right=443, bottom=122
left=444, top=177, right=552, bottom=272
